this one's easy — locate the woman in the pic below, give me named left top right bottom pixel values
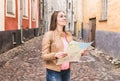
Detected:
left=41, top=11, right=73, bottom=81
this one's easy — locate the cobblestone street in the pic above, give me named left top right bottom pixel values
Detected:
left=0, top=36, right=120, bottom=81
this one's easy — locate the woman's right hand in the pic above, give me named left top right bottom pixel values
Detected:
left=55, top=52, right=67, bottom=59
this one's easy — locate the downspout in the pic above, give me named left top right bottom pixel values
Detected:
left=42, top=0, right=45, bottom=34
left=20, top=0, right=24, bottom=43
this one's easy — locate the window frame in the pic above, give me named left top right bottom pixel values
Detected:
left=22, top=0, right=28, bottom=19
left=6, top=0, right=16, bottom=17
left=99, top=0, right=107, bottom=21
left=32, top=0, right=36, bottom=20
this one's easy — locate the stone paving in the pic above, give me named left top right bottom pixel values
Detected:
left=0, top=36, right=120, bottom=81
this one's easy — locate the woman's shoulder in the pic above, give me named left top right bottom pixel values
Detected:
left=42, top=31, right=54, bottom=41
left=44, top=31, right=54, bottom=36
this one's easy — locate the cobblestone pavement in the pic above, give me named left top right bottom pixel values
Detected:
left=0, top=36, right=120, bottom=81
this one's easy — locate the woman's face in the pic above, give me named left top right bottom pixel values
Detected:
left=57, top=12, right=67, bottom=26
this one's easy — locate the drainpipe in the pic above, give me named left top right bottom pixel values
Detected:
left=20, top=0, right=24, bottom=43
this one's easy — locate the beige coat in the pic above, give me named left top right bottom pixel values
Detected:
left=41, top=30, right=73, bottom=72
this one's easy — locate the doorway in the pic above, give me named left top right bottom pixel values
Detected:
left=89, top=18, right=96, bottom=47
left=74, top=21, right=77, bottom=36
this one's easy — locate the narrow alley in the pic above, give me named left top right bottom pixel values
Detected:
left=0, top=36, right=120, bottom=81
left=0, top=0, right=120, bottom=81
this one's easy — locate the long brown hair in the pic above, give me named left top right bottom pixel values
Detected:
left=50, top=11, right=66, bottom=32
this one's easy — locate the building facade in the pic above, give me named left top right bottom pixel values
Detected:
left=0, top=0, right=40, bottom=54
left=96, top=0, right=120, bottom=59
left=42, top=0, right=67, bottom=32
left=66, top=0, right=76, bottom=35
left=81, top=0, right=120, bottom=59
left=42, top=0, right=75, bottom=34
left=73, top=0, right=82, bottom=37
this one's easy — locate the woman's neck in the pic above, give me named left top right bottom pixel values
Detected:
left=56, top=25, right=64, bottom=33
left=56, top=26, right=66, bottom=37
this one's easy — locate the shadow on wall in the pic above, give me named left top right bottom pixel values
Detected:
left=82, top=28, right=90, bottom=42
left=96, top=30, right=120, bottom=59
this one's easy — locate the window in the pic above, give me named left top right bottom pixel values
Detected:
left=32, top=0, right=36, bottom=20
left=40, top=0, right=44, bottom=20
left=23, top=0, right=28, bottom=17
left=101, top=0, right=107, bottom=20
left=6, top=0, right=15, bottom=15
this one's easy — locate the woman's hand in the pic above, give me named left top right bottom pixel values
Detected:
left=81, top=50, right=87, bottom=56
left=55, top=52, right=67, bottom=59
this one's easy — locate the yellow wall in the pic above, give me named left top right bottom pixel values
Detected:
left=82, top=0, right=120, bottom=32
left=80, top=0, right=120, bottom=59
left=83, top=0, right=99, bottom=29
left=73, top=0, right=82, bottom=36
left=0, top=0, right=4, bottom=31
left=97, top=0, right=120, bottom=32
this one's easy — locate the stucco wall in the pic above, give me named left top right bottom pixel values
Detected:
left=97, top=0, right=120, bottom=32
left=96, top=0, right=120, bottom=58
left=0, top=1, right=4, bottom=31
left=74, top=0, right=82, bottom=36
left=83, top=0, right=99, bottom=29
left=82, top=0, right=120, bottom=59
left=5, top=0, right=18, bottom=31
left=96, top=30, right=120, bottom=59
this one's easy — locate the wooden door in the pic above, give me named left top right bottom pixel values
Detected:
left=89, top=18, right=96, bottom=47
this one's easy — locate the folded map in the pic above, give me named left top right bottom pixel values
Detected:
left=56, top=41, right=93, bottom=65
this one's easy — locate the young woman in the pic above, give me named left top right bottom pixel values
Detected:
left=41, top=11, right=73, bottom=81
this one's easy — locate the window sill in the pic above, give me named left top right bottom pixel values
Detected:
left=13, top=42, right=17, bottom=45
left=23, top=16, right=28, bottom=19
left=32, top=19, right=36, bottom=21
left=99, top=19, right=107, bottom=22
left=6, top=13, right=16, bottom=18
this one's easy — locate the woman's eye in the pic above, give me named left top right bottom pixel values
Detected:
left=60, top=15, right=66, bottom=18
left=60, top=15, right=63, bottom=17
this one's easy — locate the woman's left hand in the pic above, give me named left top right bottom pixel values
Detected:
left=55, top=52, right=67, bottom=59
left=81, top=50, right=87, bottom=56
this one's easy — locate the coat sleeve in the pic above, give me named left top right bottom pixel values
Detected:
left=41, top=31, right=57, bottom=61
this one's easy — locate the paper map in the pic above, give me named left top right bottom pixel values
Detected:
left=56, top=41, right=93, bottom=65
